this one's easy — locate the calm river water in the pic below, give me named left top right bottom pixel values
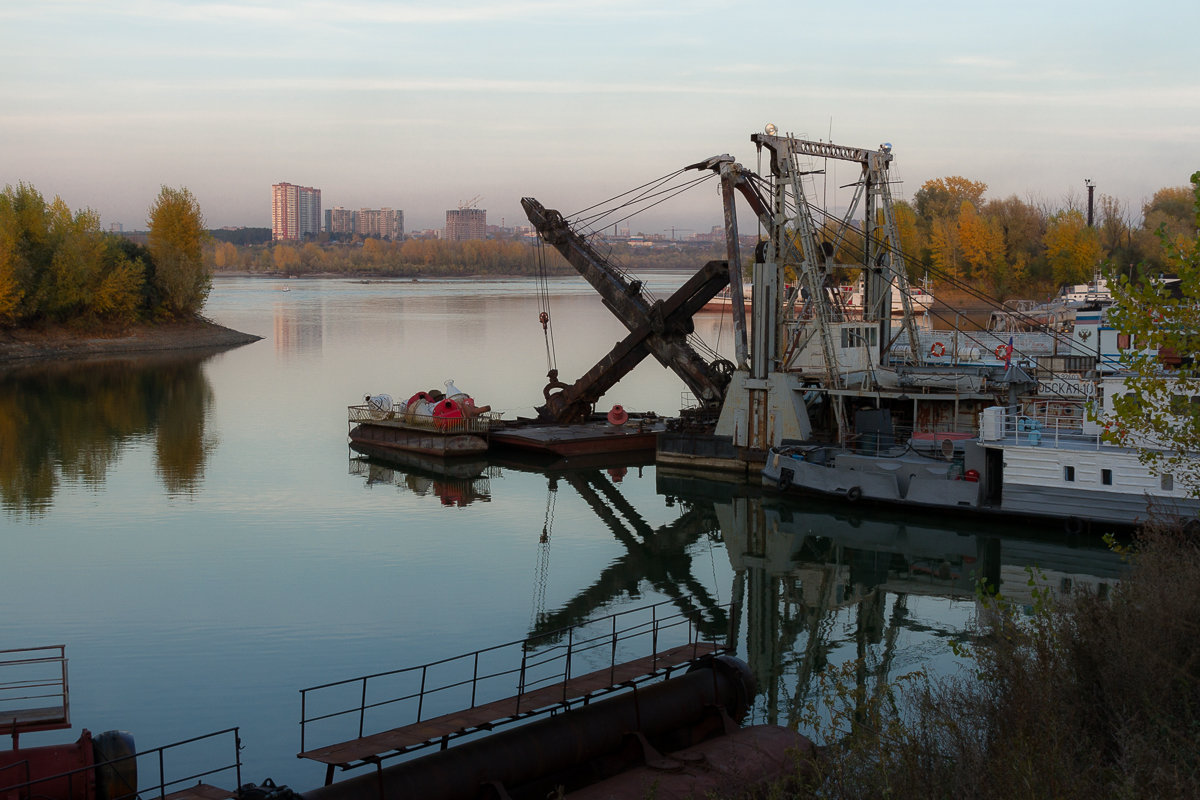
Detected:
left=1, top=274, right=1124, bottom=789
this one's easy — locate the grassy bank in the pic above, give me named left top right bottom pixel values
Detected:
left=783, top=523, right=1199, bottom=799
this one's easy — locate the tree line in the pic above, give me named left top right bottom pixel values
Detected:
left=206, top=235, right=724, bottom=277
left=206, top=176, right=1196, bottom=300
left=5, top=174, right=1196, bottom=330
left=886, top=176, right=1196, bottom=297
left=0, top=183, right=210, bottom=328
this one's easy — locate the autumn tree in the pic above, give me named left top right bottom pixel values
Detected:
left=212, top=241, right=239, bottom=270
left=957, top=200, right=1007, bottom=291
left=928, top=217, right=961, bottom=281
left=147, top=186, right=210, bottom=317
left=1102, top=171, right=1200, bottom=496
left=914, top=176, right=988, bottom=226
left=889, top=200, right=924, bottom=280
left=1135, top=185, right=1195, bottom=271
left=0, top=183, right=52, bottom=323
left=42, top=198, right=107, bottom=319
left=1043, top=209, right=1102, bottom=286
left=272, top=244, right=300, bottom=272
left=984, top=195, right=1046, bottom=291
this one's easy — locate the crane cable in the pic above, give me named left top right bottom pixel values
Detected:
left=534, top=236, right=557, bottom=373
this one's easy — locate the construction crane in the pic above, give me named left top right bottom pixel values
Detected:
left=458, top=195, right=482, bottom=210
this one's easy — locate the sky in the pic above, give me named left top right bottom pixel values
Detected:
left=3, top=0, right=1198, bottom=236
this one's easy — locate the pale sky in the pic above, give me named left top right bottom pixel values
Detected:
left=3, top=0, right=1197, bottom=235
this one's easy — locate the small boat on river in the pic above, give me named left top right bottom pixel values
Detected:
left=347, top=380, right=496, bottom=458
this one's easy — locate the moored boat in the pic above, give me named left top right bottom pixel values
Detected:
left=347, top=380, right=496, bottom=458
left=763, top=384, right=1200, bottom=532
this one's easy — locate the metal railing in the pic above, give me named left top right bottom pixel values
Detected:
left=0, top=728, right=242, bottom=800
left=994, top=402, right=1103, bottom=449
left=347, top=404, right=496, bottom=434
left=0, top=645, right=69, bottom=736
left=299, top=599, right=733, bottom=755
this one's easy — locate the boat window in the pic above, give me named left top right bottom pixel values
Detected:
left=1162, top=473, right=1174, bottom=491
left=1064, top=466, right=1075, bottom=482
left=1101, top=468, right=1113, bottom=486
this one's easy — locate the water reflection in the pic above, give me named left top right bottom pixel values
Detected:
left=273, top=300, right=325, bottom=358
left=348, top=446, right=491, bottom=506
left=0, top=350, right=222, bottom=515
left=658, top=469, right=1125, bottom=729
left=343, top=453, right=1126, bottom=734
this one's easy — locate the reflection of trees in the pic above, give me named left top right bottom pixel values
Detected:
left=154, top=366, right=216, bottom=494
left=0, top=352, right=217, bottom=514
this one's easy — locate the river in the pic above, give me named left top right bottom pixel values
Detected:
left=0, top=274, right=1123, bottom=789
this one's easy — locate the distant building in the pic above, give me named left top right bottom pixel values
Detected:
left=326, top=207, right=355, bottom=236
left=272, top=182, right=321, bottom=241
left=356, top=208, right=405, bottom=239
left=323, top=206, right=403, bottom=239
left=445, top=208, right=486, bottom=241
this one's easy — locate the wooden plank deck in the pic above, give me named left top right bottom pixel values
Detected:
left=0, top=705, right=70, bottom=735
left=161, top=783, right=237, bottom=800
left=299, top=642, right=720, bottom=771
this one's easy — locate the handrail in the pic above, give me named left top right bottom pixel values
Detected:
left=0, top=645, right=69, bottom=737
left=299, top=598, right=732, bottom=755
left=0, top=728, right=242, bottom=800
left=347, top=404, right=496, bottom=434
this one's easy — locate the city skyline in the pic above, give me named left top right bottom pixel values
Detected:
left=3, top=2, right=1198, bottom=237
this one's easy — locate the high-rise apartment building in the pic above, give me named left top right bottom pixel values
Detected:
left=445, top=208, right=486, bottom=241
left=326, top=206, right=355, bottom=236
left=324, top=206, right=403, bottom=239
left=356, top=208, right=405, bottom=239
left=272, top=182, right=322, bottom=241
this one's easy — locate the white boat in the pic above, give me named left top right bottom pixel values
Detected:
left=763, top=378, right=1200, bottom=532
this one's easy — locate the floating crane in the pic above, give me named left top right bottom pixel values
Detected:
left=521, top=197, right=733, bottom=423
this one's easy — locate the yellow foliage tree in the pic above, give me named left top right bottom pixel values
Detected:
left=1044, top=209, right=1102, bottom=287
left=44, top=198, right=108, bottom=319
left=213, top=241, right=238, bottom=269
left=957, top=201, right=1006, bottom=291
left=0, top=217, right=22, bottom=324
left=92, top=246, right=144, bottom=321
left=147, top=186, right=210, bottom=317
left=929, top=218, right=961, bottom=281
left=273, top=245, right=300, bottom=272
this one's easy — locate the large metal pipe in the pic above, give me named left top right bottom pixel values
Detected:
left=302, top=656, right=754, bottom=800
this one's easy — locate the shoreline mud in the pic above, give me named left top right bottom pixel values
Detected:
left=0, top=317, right=262, bottom=367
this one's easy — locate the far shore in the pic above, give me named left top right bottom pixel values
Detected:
left=0, top=317, right=262, bottom=367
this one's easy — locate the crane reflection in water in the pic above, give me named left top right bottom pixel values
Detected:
left=348, top=451, right=1126, bottom=734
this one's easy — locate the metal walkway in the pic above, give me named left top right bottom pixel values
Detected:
left=298, top=600, right=733, bottom=785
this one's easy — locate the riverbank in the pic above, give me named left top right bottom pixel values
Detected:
left=0, top=317, right=262, bottom=366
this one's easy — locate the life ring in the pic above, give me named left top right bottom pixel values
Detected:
left=929, top=342, right=945, bottom=357
left=846, top=486, right=863, bottom=502
left=1064, top=516, right=1083, bottom=535
left=995, top=344, right=1008, bottom=359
